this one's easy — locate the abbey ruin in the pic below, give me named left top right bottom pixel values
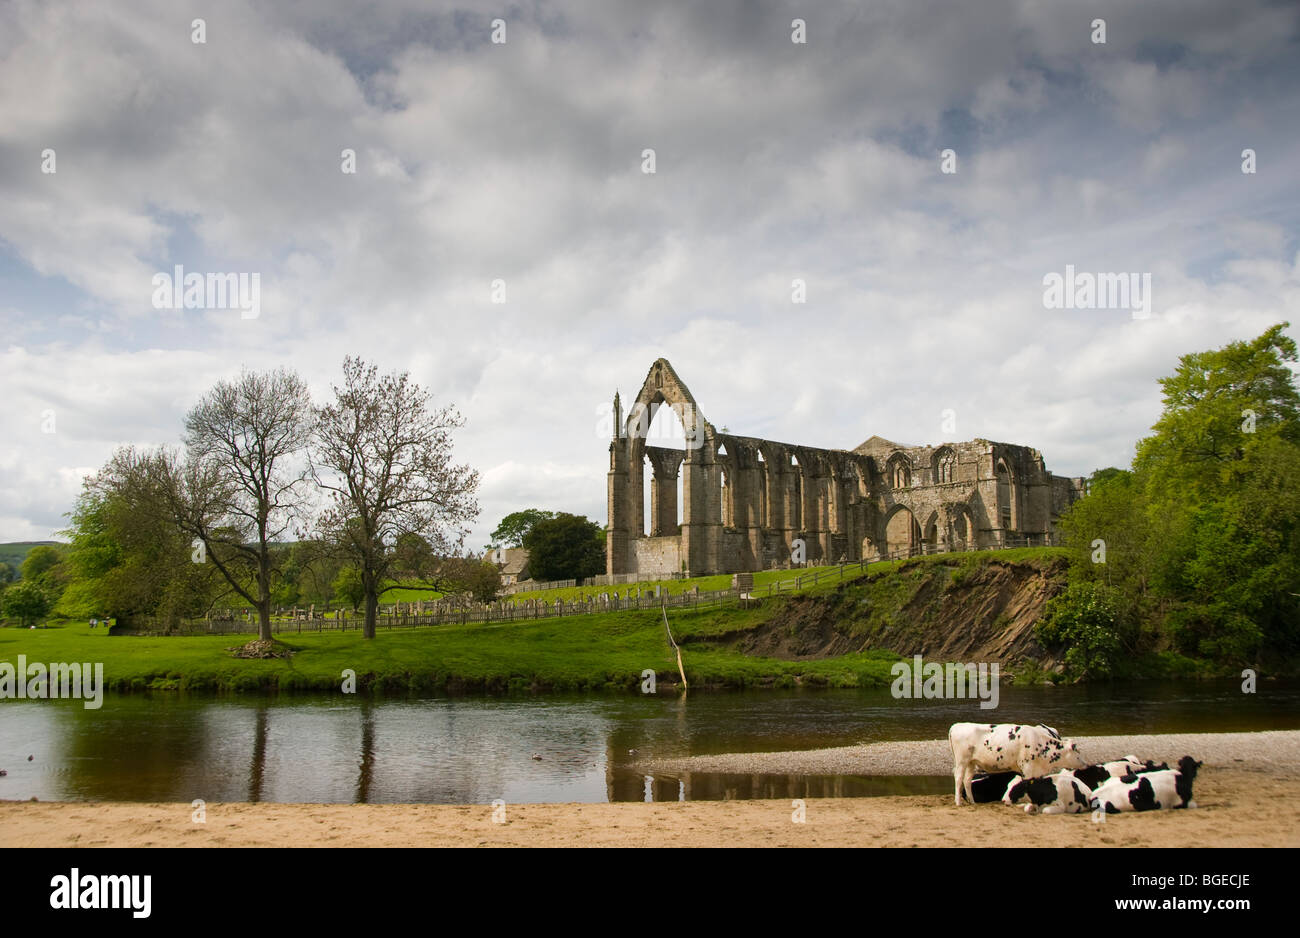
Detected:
left=607, top=359, right=1084, bottom=578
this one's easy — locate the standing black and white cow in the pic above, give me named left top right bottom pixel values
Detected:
left=949, top=723, right=1088, bottom=806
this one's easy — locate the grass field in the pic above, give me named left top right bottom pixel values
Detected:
left=0, top=604, right=903, bottom=694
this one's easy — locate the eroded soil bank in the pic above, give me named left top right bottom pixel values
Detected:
left=732, top=555, right=1068, bottom=666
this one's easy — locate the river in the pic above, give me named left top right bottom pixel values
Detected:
left=2, top=680, right=1297, bottom=803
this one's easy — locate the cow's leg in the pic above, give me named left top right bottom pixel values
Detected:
left=953, top=764, right=965, bottom=806
left=961, top=768, right=976, bottom=806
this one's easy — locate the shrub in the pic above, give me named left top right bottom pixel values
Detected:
left=1036, top=581, right=1124, bottom=680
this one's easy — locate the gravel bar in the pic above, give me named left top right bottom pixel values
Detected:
left=637, top=730, right=1300, bottom=777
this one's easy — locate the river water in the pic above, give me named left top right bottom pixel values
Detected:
left=2, top=680, right=1297, bottom=803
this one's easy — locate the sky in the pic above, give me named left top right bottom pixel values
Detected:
left=1, top=0, right=1298, bottom=549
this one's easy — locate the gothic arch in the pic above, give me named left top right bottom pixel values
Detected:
left=996, top=457, right=1018, bottom=533
left=884, top=504, right=921, bottom=558
left=933, top=446, right=956, bottom=485
left=887, top=451, right=912, bottom=489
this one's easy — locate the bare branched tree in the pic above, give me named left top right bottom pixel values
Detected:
left=312, top=357, right=480, bottom=639
left=159, top=368, right=314, bottom=642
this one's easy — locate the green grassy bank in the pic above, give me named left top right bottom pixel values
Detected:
left=0, top=605, right=903, bottom=695
left=3, top=548, right=1235, bottom=696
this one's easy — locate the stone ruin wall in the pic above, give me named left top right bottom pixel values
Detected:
left=607, top=359, right=1085, bottom=578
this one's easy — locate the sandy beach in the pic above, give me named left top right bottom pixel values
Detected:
left=4, top=731, right=1298, bottom=848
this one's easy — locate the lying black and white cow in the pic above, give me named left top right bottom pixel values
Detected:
left=949, top=722, right=1088, bottom=806
left=968, top=771, right=1021, bottom=803
left=1002, top=771, right=1093, bottom=814
left=1067, top=756, right=1169, bottom=790
left=1090, top=756, right=1203, bottom=813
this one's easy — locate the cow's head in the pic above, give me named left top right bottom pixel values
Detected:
left=1001, top=776, right=1029, bottom=805
left=1060, top=739, right=1087, bottom=770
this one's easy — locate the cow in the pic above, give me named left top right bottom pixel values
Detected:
left=949, top=722, right=1088, bottom=806
left=1069, top=757, right=1167, bottom=790
left=1067, top=764, right=1113, bottom=789
left=968, top=771, right=1021, bottom=804
left=1090, top=756, right=1202, bottom=813
left=1101, top=756, right=1143, bottom=777
left=1002, top=771, right=1093, bottom=814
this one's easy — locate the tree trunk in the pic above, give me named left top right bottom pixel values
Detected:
left=258, top=600, right=272, bottom=642
left=364, top=589, right=378, bottom=639
left=257, top=542, right=273, bottom=642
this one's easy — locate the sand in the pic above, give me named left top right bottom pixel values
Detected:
left=3, top=731, right=1297, bottom=848
left=637, top=730, right=1300, bottom=777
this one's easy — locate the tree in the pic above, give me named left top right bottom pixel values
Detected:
left=523, top=513, right=605, bottom=582
left=1059, top=323, right=1300, bottom=666
left=490, top=509, right=555, bottom=548
left=21, top=545, right=64, bottom=583
left=460, top=560, right=502, bottom=603
left=1134, top=323, right=1300, bottom=498
left=1, top=578, right=51, bottom=627
left=312, top=357, right=480, bottom=638
left=160, top=368, right=314, bottom=642
left=58, top=447, right=222, bottom=626
left=1036, top=581, right=1125, bottom=680
left=0, top=562, right=14, bottom=585
left=434, top=555, right=502, bottom=603
left=332, top=565, right=365, bottom=611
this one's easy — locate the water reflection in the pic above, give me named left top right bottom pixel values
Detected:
left=249, top=704, right=268, bottom=803
left=356, top=702, right=375, bottom=804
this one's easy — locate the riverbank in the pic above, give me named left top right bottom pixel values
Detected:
left=637, top=730, right=1300, bottom=777
left=2, top=766, right=1295, bottom=847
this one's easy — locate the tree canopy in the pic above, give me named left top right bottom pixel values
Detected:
left=490, top=509, right=556, bottom=549
left=523, top=513, right=605, bottom=582
left=1055, top=323, right=1300, bottom=671
left=312, top=357, right=480, bottom=638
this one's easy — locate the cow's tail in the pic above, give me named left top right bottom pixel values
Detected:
left=948, top=727, right=962, bottom=804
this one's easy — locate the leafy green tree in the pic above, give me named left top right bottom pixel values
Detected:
left=1059, top=323, right=1300, bottom=667
left=1059, top=468, right=1156, bottom=625
left=1159, top=436, right=1300, bottom=660
left=1, top=578, right=52, bottom=627
left=1134, top=323, right=1300, bottom=498
left=463, top=560, right=502, bottom=603
left=523, top=513, right=605, bottom=582
left=490, top=509, right=555, bottom=548
left=58, top=450, right=223, bottom=626
left=332, top=565, right=365, bottom=612
left=436, top=556, right=502, bottom=603
left=0, top=562, right=15, bottom=584
left=1037, top=581, right=1124, bottom=680
left=21, top=545, right=63, bottom=582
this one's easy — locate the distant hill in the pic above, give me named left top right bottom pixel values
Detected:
left=0, top=541, right=64, bottom=575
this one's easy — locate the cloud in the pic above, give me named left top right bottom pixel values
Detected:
left=0, top=0, right=1298, bottom=547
